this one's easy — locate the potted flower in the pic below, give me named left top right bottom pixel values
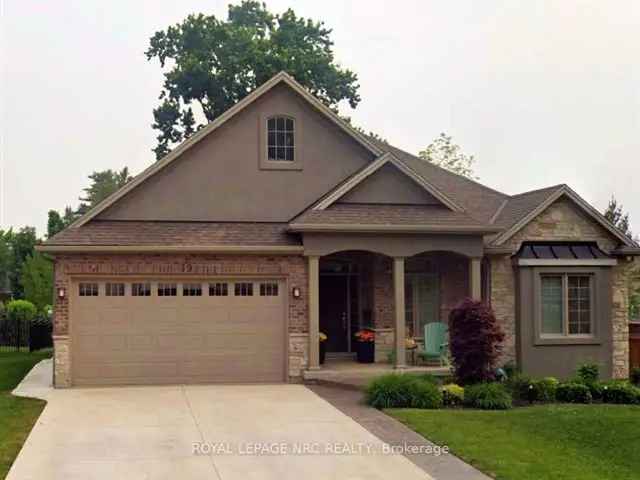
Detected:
left=319, top=332, right=327, bottom=364
left=354, top=329, right=375, bottom=363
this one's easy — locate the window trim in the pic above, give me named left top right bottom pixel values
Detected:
left=533, top=268, right=600, bottom=345
left=259, top=113, right=302, bottom=171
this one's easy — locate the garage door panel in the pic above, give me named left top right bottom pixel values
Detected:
left=72, top=278, right=286, bottom=385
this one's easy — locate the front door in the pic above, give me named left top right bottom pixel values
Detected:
left=319, top=275, right=349, bottom=352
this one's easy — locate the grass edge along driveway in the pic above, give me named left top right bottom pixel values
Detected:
left=388, top=404, right=640, bottom=480
left=0, top=351, right=51, bottom=479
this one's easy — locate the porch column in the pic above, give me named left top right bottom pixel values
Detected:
left=308, top=255, right=320, bottom=370
left=469, top=257, right=482, bottom=300
left=393, top=257, right=407, bottom=369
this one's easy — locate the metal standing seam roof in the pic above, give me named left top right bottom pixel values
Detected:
left=515, top=242, right=611, bottom=260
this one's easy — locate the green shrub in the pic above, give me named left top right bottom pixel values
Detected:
left=508, top=375, right=558, bottom=403
left=576, top=363, right=600, bottom=384
left=534, top=377, right=559, bottom=402
left=415, top=373, right=440, bottom=385
left=365, top=374, right=442, bottom=409
left=556, top=382, right=592, bottom=404
left=601, top=381, right=640, bottom=404
left=409, top=380, right=443, bottom=409
left=630, top=367, right=640, bottom=386
left=464, top=383, right=512, bottom=410
left=442, top=384, right=465, bottom=406
left=6, top=299, right=37, bottom=323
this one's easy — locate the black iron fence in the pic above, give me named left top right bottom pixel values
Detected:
left=0, top=310, right=53, bottom=352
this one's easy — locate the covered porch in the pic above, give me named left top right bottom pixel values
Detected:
left=303, top=232, right=486, bottom=372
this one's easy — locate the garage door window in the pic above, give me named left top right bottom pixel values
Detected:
left=235, top=282, right=253, bottom=296
left=79, top=283, right=99, bottom=296
left=158, top=283, right=177, bottom=296
left=260, top=282, right=278, bottom=296
left=132, top=283, right=151, bottom=296
left=209, top=283, right=228, bottom=296
left=105, top=283, right=125, bottom=296
left=183, top=283, right=203, bottom=296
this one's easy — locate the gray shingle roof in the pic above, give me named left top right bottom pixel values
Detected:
left=292, top=204, right=488, bottom=227
left=46, top=221, right=301, bottom=247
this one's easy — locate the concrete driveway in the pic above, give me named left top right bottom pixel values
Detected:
left=8, top=384, right=431, bottom=480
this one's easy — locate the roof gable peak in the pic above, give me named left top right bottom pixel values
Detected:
left=312, top=152, right=465, bottom=212
left=71, top=71, right=383, bottom=228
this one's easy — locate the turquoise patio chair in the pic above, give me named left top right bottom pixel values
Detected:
left=418, top=322, right=449, bottom=367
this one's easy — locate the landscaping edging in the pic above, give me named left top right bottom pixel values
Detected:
left=308, top=384, right=491, bottom=480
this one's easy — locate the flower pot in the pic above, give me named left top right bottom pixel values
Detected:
left=356, top=341, right=375, bottom=363
left=319, top=341, right=326, bottom=365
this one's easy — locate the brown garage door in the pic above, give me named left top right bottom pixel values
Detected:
left=71, top=278, right=286, bottom=386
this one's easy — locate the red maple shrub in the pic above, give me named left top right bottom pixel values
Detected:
left=449, top=298, right=505, bottom=385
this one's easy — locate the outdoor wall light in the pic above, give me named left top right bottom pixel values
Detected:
left=57, top=288, right=66, bottom=300
left=292, top=287, right=301, bottom=298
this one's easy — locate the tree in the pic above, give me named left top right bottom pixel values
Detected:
left=146, top=1, right=361, bottom=159
left=419, top=132, right=477, bottom=179
left=6, top=227, right=37, bottom=299
left=0, top=230, right=11, bottom=295
left=603, top=196, right=632, bottom=238
left=20, top=252, right=53, bottom=311
left=76, top=167, right=132, bottom=215
left=47, top=207, right=77, bottom=238
left=449, top=299, right=505, bottom=384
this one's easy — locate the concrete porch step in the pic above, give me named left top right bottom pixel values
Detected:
left=303, top=361, right=452, bottom=391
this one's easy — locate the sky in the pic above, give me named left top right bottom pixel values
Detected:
left=1, top=0, right=639, bottom=237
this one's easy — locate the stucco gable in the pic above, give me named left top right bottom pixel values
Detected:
left=71, top=72, right=381, bottom=227
left=93, top=82, right=377, bottom=223
left=338, top=163, right=443, bottom=205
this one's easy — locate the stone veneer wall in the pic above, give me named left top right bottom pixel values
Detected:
left=52, top=253, right=308, bottom=387
left=490, top=198, right=632, bottom=378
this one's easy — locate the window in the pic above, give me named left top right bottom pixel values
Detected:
left=183, top=283, right=202, bottom=296
left=209, top=283, right=228, bottom=296
left=267, top=116, right=294, bottom=161
left=568, top=276, right=591, bottom=334
left=131, top=283, right=151, bottom=297
left=79, top=283, right=99, bottom=296
left=105, top=282, right=125, bottom=296
left=404, top=275, right=439, bottom=338
left=235, top=282, right=253, bottom=296
left=158, top=283, right=177, bottom=296
left=540, top=274, right=592, bottom=337
left=260, top=282, right=278, bottom=296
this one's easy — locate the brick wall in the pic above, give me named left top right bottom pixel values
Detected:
left=52, top=253, right=308, bottom=386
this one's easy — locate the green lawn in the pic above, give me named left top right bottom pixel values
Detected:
left=388, top=404, right=640, bottom=480
left=0, top=350, right=51, bottom=478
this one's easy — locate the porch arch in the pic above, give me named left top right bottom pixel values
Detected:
left=306, top=246, right=483, bottom=371
left=302, top=232, right=484, bottom=258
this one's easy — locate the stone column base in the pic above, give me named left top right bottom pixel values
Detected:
left=374, top=328, right=394, bottom=363
left=289, top=333, right=309, bottom=380
left=53, top=335, right=71, bottom=388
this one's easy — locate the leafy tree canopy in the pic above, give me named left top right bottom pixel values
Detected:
left=603, top=196, right=632, bottom=238
left=20, top=252, right=53, bottom=312
left=419, top=132, right=477, bottom=179
left=146, top=1, right=360, bottom=159
left=1, top=227, right=37, bottom=299
left=76, top=167, right=132, bottom=215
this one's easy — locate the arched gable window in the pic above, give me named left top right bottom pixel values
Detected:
left=267, top=116, right=294, bottom=161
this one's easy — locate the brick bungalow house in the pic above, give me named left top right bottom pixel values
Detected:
left=39, top=72, right=639, bottom=387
